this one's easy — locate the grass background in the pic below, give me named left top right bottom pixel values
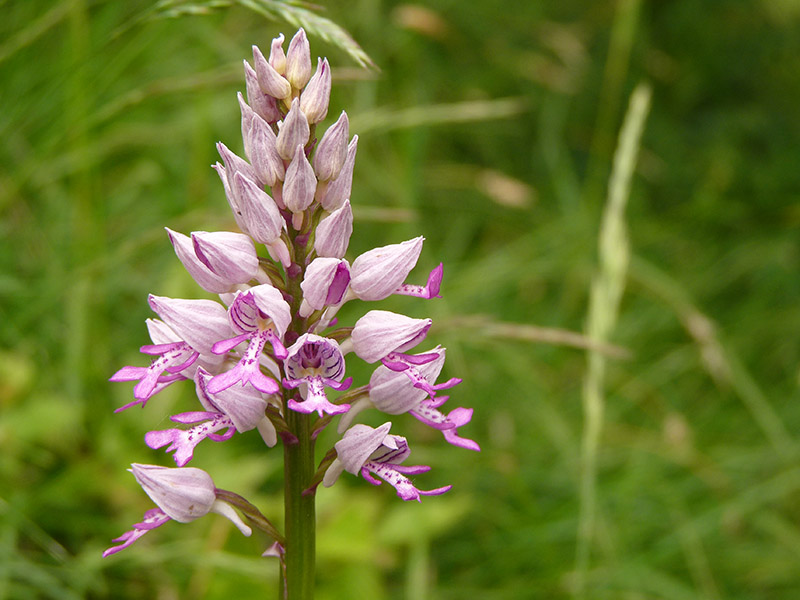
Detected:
left=2, top=0, right=800, bottom=598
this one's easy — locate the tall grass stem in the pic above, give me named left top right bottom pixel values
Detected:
left=574, top=82, right=651, bottom=598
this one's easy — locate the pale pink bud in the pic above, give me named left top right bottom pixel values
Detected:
left=231, top=172, right=284, bottom=244
left=192, top=231, right=259, bottom=284
left=300, top=257, right=351, bottom=312
left=244, top=60, right=281, bottom=122
left=276, top=99, right=310, bottom=160
left=240, top=93, right=285, bottom=185
left=216, top=141, right=262, bottom=188
left=313, top=111, right=349, bottom=181
left=253, top=45, right=291, bottom=99
left=166, top=228, right=232, bottom=294
left=320, top=135, right=358, bottom=211
left=314, top=200, right=353, bottom=258
left=350, top=237, right=424, bottom=301
left=269, top=33, right=286, bottom=74
left=285, top=29, right=311, bottom=89
left=351, top=310, right=432, bottom=363
left=283, top=144, right=317, bottom=213
left=300, top=58, right=331, bottom=124
left=212, top=162, right=250, bottom=235
left=238, top=93, right=254, bottom=156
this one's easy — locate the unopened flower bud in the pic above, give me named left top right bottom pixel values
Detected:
left=350, top=237, right=424, bottom=301
left=320, top=135, right=358, bottom=211
left=231, top=172, right=284, bottom=244
left=276, top=99, right=310, bottom=160
left=285, top=28, right=311, bottom=89
left=313, top=111, right=349, bottom=181
left=283, top=144, right=317, bottom=213
left=240, top=94, right=285, bottom=185
left=244, top=60, right=281, bottom=122
left=300, top=58, right=331, bottom=124
left=166, top=228, right=232, bottom=294
left=314, top=199, right=353, bottom=258
left=239, top=93, right=254, bottom=156
left=192, top=231, right=259, bottom=284
left=300, top=257, right=351, bottom=314
left=217, top=140, right=261, bottom=184
left=253, top=45, right=291, bottom=100
left=213, top=162, right=250, bottom=235
left=269, top=33, right=286, bottom=74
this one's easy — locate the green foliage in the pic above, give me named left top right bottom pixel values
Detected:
left=3, top=0, right=800, bottom=598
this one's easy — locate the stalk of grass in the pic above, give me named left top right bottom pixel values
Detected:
left=574, top=82, right=651, bottom=598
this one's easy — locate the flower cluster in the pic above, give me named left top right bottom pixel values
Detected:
left=106, top=29, right=478, bottom=557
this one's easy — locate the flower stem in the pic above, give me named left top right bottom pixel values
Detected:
left=282, top=409, right=316, bottom=600
left=281, top=207, right=316, bottom=599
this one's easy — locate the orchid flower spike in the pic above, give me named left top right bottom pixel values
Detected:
left=109, top=28, right=477, bottom=569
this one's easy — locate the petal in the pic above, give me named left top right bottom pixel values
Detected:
left=351, top=310, right=431, bottom=363
left=286, top=376, right=350, bottom=417
left=252, top=44, right=291, bottom=99
left=283, top=144, right=317, bottom=213
left=192, top=231, right=259, bottom=283
left=300, top=58, right=330, bottom=123
left=195, top=368, right=269, bottom=432
left=334, top=422, right=393, bottom=475
left=350, top=237, right=424, bottom=301
left=314, top=200, right=353, bottom=259
left=285, top=28, right=311, bottom=89
left=130, top=464, right=216, bottom=523
left=394, top=263, right=444, bottom=299
left=166, top=228, right=231, bottom=293
left=312, top=111, right=349, bottom=181
left=102, top=508, right=171, bottom=557
left=320, top=135, right=358, bottom=211
left=276, top=99, right=310, bottom=161
left=147, top=295, right=231, bottom=356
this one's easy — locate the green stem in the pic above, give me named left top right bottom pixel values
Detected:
left=281, top=206, right=316, bottom=599
left=282, top=411, right=316, bottom=600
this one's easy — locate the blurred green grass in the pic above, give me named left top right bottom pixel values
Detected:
left=2, top=0, right=800, bottom=598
